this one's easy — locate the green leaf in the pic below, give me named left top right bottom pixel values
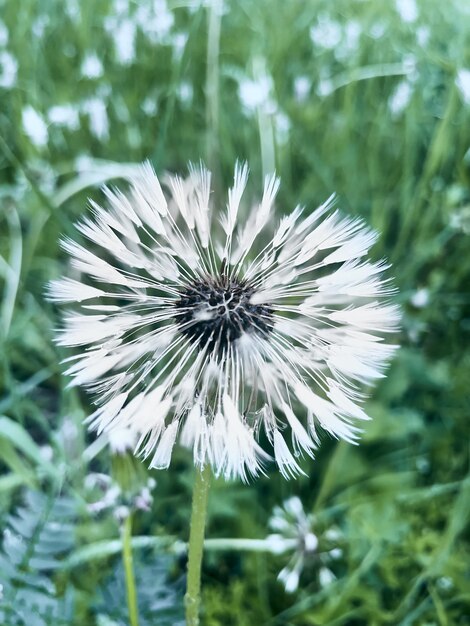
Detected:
left=0, top=416, right=57, bottom=479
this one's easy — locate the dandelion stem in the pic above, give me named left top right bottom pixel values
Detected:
left=185, top=464, right=212, bottom=626
left=122, top=513, right=140, bottom=626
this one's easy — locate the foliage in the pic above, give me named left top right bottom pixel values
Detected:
left=1, top=0, right=469, bottom=624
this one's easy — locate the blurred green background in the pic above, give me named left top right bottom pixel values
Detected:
left=1, top=0, right=469, bottom=624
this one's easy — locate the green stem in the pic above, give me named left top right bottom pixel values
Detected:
left=122, top=513, right=140, bottom=626
left=185, top=464, right=212, bottom=626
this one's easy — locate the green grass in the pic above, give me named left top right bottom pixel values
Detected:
left=1, top=0, right=470, bottom=624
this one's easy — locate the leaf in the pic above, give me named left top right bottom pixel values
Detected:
left=0, top=416, right=57, bottom=479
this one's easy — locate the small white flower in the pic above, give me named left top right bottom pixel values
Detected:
left=136, top=0, right=174, bottom=43
left=50, top=163, right=399, bottom=481
left=388, top=81, right=413, bottom=118
left=0, top=20, right=9, bottom=46
left=369, top=22, right=386, bottom=39
left=22, top=106, right=48, bottom=147
left=395, top=0, right=419, bottom=23
left=238, top=75, right=274, bottom=113
left=0, top=50, right=18, bottom=89
left=32, top=15, right=49, bottom=39
left=113, top=18, right=136, bottom=65
left=177, top=81, right=193, bottom=106
left=410, top=288, right=429, bottom=309
left=319, top=566, right=336, bottom=588
left=82, top=98, right=109, bottom=140
left=172, top=32, right=188, bottom=60
left=141, top=95, right=158, bottom=116
left=48, top=104, right=80, bottom=130
left=310, top=16, right=342, bottom=50
left=456, top=69, right=470, bottom=106
left=316, top=78, right=334, bottom=98
left=416, top=26, right=430, bottom=47
left=81, top=53, right=104, bottom=79
left=294, top=76, right=311, bottom=103
left=268, top=496, right=343, bottom=592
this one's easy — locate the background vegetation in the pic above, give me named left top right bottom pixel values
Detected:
left=1, top=0, right=469, bottom=624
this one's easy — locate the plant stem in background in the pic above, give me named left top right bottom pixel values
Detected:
left=122, top=513, right=140, bottom=626
left=185, top=464, right=212, bottom=626
left=205, top=0, right=222, bottom=191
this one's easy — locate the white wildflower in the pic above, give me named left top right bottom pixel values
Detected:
left=172, top=32, right=188, bottom=60
left=22, top=105, right=48, bottom=147
left=82, top=98, right=109, bottom=140
left=141, top=95, right=158, bottom=116
left=81, top=53, right=104, bottom=79
left=267, top=496, right=342, bottom=592
left=369, top=22, right=386, bottom=39
left=310, top=16, right=342, bottom=50
left=294, top=76, right=311, bottom=103
left=456, top=69, right=470, bottom=106
left=136, top=0, right=174, bottom=43
left=65, top=0, right=80, bottom=21
left=388, top=80, right=413, bottom=118
left=0, top=20, right=9, bottom=46
left=50, top=162, right=399, bottom=481
left=113, top=18, right=136, bottom=65
left=410, top=288, right=429, bottom=309
left=32, top=15, right=49, bottom=39
left=395, top=0, right=419, bottom=23
left=48, top=104, right=80, bottom=130
left=319, top=566, right=336, bottom=587
left=0, top=50, right=18, bottom=89
left=177, top=81, right=193, bottom=106
left=238, top=75, right=274, bottom=114
left=416, top=26, right=430, bottom=47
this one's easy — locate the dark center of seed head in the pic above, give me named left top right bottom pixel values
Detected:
left=174, top=276, right=274, bottom=357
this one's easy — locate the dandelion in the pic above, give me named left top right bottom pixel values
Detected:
left=49, top=162, right=399, bottom=482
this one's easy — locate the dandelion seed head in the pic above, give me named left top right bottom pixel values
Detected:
left=175, top=276, right=274, bottom=358
left=50, top=162, right=399, bottom=481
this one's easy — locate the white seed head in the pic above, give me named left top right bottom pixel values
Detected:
left=50, top=162, right=399, bottom=481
